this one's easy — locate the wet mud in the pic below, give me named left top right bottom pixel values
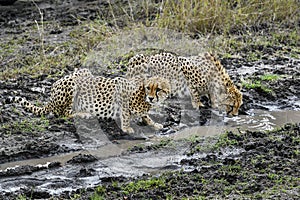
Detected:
left=0, top=0, right=300, bottom=199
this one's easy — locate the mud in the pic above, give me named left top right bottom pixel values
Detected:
left=0, top=0, right=300, bottom=199
left=76, top=124, right=299, bottom=200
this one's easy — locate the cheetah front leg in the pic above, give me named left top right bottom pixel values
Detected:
left=142, top=115, right=163, bottom=130
left=116, top=88, right=135, bottom=134
left=189, top=86, right=204, bottom=109
left=121, top=109, right=134, bottom=134
left=209, top=92, right=218, bottom=109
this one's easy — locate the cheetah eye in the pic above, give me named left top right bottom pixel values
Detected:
left=146, top=86, right=150, bottom=90
left=156, top=88, right=162, bottom=92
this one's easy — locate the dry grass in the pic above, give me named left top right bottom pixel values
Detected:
left=0, top=20, right=115, bottom=79
left=0, top=0, right=299, bottom=79
left=156, top=0, right=300, bottom=34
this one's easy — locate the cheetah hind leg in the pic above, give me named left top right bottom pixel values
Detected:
left=62, top=104, right=75, bottom=117
left=142, top=115, right=163, bottom=130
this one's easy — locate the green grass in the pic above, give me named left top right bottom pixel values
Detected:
left=260, top=74, right=281, bottom=81
left=213, top=131, right=240, bottom=148
left=0, top=117, right=49, bottom=135
left=16, top=195, right=27, bottom=200
left=122, top=178, right=166, bottom=195
left=90, top=185, right=106, bottom=200
left=156, top=0, right=299, bottom=60
left=242, top=73, right=282, bottom=93
left=84, top=124, right=300, bottom=199
left=242, top=80, right=272, bottom=93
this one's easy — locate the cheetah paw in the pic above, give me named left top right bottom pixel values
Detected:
left=191, top=100, right=204, bottom=109
left=122, top=127, right=135, bottom=134
left=153, top=123, right=163, bottom=130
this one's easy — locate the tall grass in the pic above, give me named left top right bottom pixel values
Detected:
left=157, top=0, right=300, bottom=34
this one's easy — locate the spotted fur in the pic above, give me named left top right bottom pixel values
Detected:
left=12, top=69, right=171, bottom=133
left=127, top=52, right=243, bottom=115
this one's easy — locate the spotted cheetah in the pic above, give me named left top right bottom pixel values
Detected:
left=126, top=52, right=242, bottom=116
left=11, top=69, right=171, bottom=133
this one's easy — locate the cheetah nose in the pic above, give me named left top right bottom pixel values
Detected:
left=148, top=97, right=154, bottom=102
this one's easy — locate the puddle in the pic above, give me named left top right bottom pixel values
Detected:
left=226, top=109, right=300, bottom=130
left=171, top=109, right=300, bottom=140
left=0, top=139, right=186, bottom=195
left=1, top=106, right=299, bottom=196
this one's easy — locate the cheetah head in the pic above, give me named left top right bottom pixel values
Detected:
left=224, top=84, right=243, bottom=116
left=144, top=76, right=171, bottom=104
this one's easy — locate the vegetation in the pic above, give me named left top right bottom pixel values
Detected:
left=123, top=178, right=166, bottom=195
left=0, top=20, right=114, bottom=79
left=260, top=74, right=281, bottom=81
left=157, top=0, right=300, bottom=34
left=128, top=138, right=173, bottom=153
left=90, top=186, right=106, bottom=200
left=242, top=73, right=283, bottom=93
left=0, top=0, right=299, bottom=79
left=242, top=80, right=273, bottom=93
left=16, top=195, right=27, bottom=200
left=0, top=117, right=49, bottom=135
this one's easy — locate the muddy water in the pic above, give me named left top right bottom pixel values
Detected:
left=172, top=109, right=300, bottom=139
left=1, top=108, right=299, bottom=195
left=0, top=138, right=185, bottom=195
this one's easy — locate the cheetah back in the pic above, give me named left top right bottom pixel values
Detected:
left=127, top=53, right=187, bottom=96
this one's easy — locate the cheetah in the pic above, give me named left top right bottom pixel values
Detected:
left=11, top=68, right=93, bottom=117
left=73, top=75, right=170, bottom=133
left=126, top=52, right=242, bottom=116
left=11, top=69, right=171, bottom=133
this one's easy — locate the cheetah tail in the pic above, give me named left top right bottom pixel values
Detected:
left=9, top=96, right=51, bottom=116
